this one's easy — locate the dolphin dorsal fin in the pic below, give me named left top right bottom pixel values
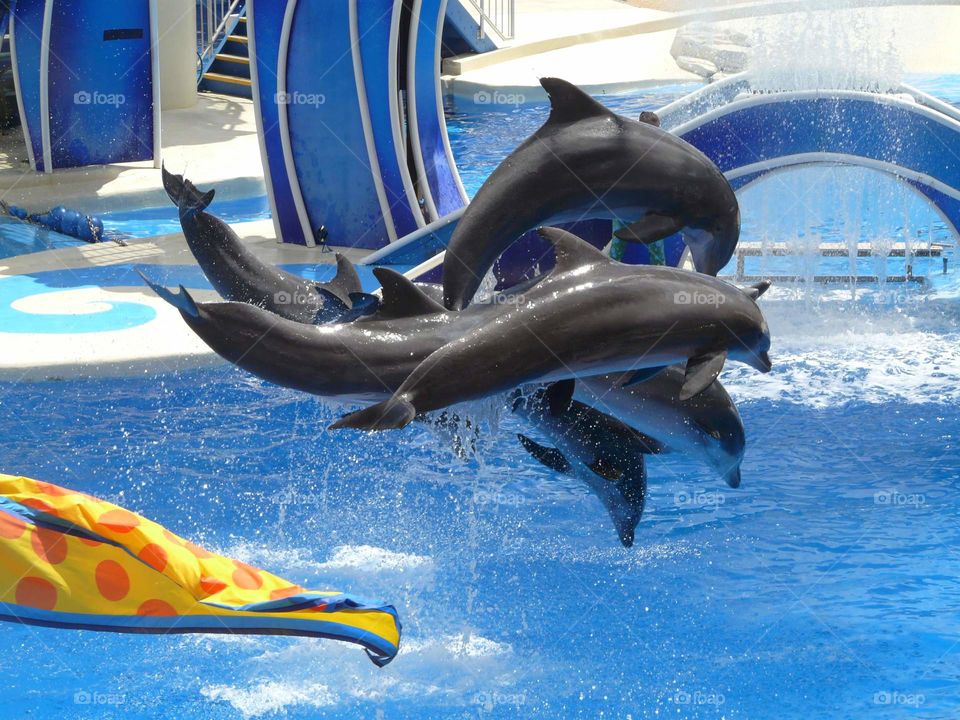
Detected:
left=540, top=77, right=614, bottom=125
left=538, top=227, right=610, bottom=273
left=317, top=254, right=362, bottom=308
left=373, top=267, right=446, bottom=319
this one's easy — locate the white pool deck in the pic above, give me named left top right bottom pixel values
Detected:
left=0, top=222, right=367, bottom=381
left=0, top=0, right=958, bottom=380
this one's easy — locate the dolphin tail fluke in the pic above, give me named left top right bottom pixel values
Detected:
left=330, top=397, right=417, bottom=432
left=161, top=164, right=215, bottom=219
left=136, top=270, right=200, bottom=318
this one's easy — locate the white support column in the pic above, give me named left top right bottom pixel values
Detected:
left=157, top=0, right=197, bottom=110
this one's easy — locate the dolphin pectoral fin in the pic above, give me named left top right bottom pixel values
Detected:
left=744, top=280, right=772, bottom=300
left=346, top=293, right=380, bottom=319
left=545, top=380, right=575, bottom=417
left=330, top=397, right=417, bottom=432
left=631, top=431, right=666, bottom=455
left=588, top=457, right=623, bottom=482
left=316, top=254, right=362, bottom=308
left=373, top=267, right=447, bottom=319
left=517, top=434, right=572, bottom=474
left=680, top=351, right=727, bottom=401
left=137, top=270, right=200, bottom=318
left=540, top=77, right=614, bottom=125
left=621, top=365, right=669, bottom=387
left=613, top=214, right=684, bottom=245
left=315, top=290, right=380, bottom=323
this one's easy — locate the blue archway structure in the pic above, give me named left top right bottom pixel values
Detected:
left=248, top=0, right=467, bottom=249
left=250, top=17, right=960, bottom=276
left=667, top=86, right=960, bottom=241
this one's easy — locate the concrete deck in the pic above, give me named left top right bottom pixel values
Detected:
left=0, top=223, right=357, bottom=381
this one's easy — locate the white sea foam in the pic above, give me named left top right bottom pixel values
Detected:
left=318, top=544, right=434, bottom=574
left=200, top=633, right=523, bottom=717
left=201, top=681, right=337, bottom=718
left=724, top=298, right=960, bottom=408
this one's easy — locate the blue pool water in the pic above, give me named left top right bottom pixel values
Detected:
left=2, top=77, right=960, bottom=718
left=2, top=289, right=960, bottom=718
left=99, top=194, right=273, bottom=241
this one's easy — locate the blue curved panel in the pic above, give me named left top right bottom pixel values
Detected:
left=408, top=0, right=466, bottom=220
left=10, top=0, right=46, bottom=171
left=356, top=0, right=422, bottom=238
left=284, top=0, right=391, bottom=249
left=248, top=0, right=307, bottom=246
left=46, top=0, right=156, bottom=168
left=680, top=96, right=960, bottom=191
left=906, top=181, right=960, bottom=238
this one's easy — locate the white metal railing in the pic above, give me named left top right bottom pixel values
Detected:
left=197, top=0, right=245, bottom=76
left=467, top=0, right=515, bottom=42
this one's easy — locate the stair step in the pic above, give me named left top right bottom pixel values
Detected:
left=227, top=34, right=247, bottom=44
left=216, top=53, right=249, bottom=65
left=202, top=71, right=252, bottom=87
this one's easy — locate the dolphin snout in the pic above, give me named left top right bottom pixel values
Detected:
left=746, top=351, right=772, bottom=373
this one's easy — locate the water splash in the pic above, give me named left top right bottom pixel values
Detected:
left=748, top=7, right=904, bottom=94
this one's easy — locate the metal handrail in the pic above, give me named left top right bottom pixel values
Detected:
left=466, top=0, right=515, bottom=42
left=197, top=0, right=245, bottom=77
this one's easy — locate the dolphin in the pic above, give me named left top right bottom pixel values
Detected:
left=139, top=266, right=511, bottom=402
left=162, top=167, right=368, bottom=323
left=512, top=380, right=665, bottom=547
left=332, top=227, right=771, bottom=431
left=441, top=77, right=740, bottom=310
left=576, top=368, right=746, bottom=489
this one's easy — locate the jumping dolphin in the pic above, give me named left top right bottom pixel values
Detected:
left=140, top=267, right=502, bottom=402
left=162, top=167, right=368, bottom=323
left=513, top=380, right=664, bottom=547
left=576, top=368, right=746, bottom=488
left=441, top=77, right=740, bottom=310
left=332, top=227, right=771, bottom=431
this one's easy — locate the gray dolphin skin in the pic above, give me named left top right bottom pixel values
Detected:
left=162, top=167, right=366, bottom=324
left=441, top=77, right=740, bottom=310
left=140, top=267, right=507, bottom=402
left=513, top=380, right=664, bottom=547
left=332, top=227, right=771, bottom=431
left=576, top=368, right=746, bottom=488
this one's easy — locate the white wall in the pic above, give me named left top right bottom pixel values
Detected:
left=157, top=0, right=197, bottom=110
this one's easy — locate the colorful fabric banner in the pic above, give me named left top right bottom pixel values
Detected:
left=0, top=474, right=400, bottom=665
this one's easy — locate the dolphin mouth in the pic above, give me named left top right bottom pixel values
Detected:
left=745, top=351, right=772, bottom=373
